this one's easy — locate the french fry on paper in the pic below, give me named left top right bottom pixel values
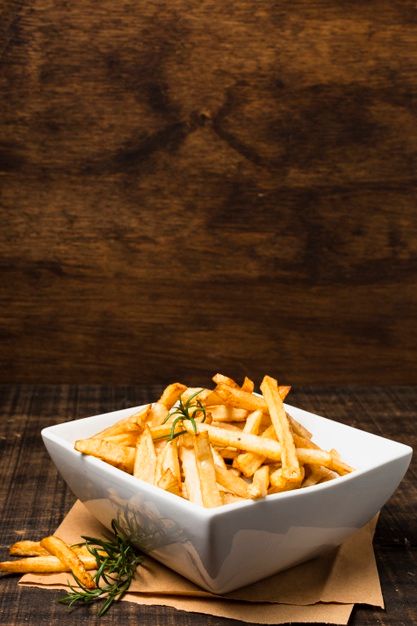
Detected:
left=40, top=535, right=96, bottom=589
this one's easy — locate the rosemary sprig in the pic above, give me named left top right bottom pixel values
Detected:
left=59, top=520, right=144, bottom=617
left=162, top=388, right=207, bottom=440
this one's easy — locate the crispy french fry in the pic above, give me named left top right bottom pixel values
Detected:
left=241, top=376, right=255, bottom=393
left=215, top=383, right=291, bottom=412
left=134, top=425, right=157, bottom=484
left=210, top=445, right=228, bottom=469
left=296, top=448, right=332, bottom=467
left=208, top=405, right=248, bottom=422
left=269, top=466, right=305, bottom=492
left=211, top=421, right=243, bottom=432
left=9, top=541, right=50, bottom=557
left=101, top=433, right=139, bottom=447
left=179, top=445, right=203, bottom=506
left=302, top=464, right=339, bottom=487
left=234, top=425, right=276, bottom=477
left=288, top=415, right=312, bottom=440
left=149, top=424, right=172, bottom=440
left=193, top=432, right=222, bottom=508
left=75, top=439, right=135, bottom=473
left=215, top=466, right=250, bottom=499
left=182, top=421, right=282, bottom=461
left=148, top=402, right=169, bottom=427
left=292, top=433, right=320, bottom=450
left=9, top=541, right=98, bottom=558
left=90, top=407, right=148, bottom=440
left=40, top=535, right=96, bottom=589
left=222, top=493, right=247, bottom=505
left=215, top=384, right=267, bottom=411
left=242, top=409, right=263, bottom=434
left=156, top=439, right=181, bottom=490
left=0, top=554, right=98, bottom=574
left=158, top=468, right=181, bottom=496
left=330, top=452, right=354, bottom=476
left=261, top=376, right=302, bottom=483
left=158, top=383, right=187, bottom=409
left=212, top=373, right=240, bottom=388
left=248, top=464, right=270, bottom=498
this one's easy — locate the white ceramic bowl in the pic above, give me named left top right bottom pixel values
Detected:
left=42, top=401, right=412, bottom=594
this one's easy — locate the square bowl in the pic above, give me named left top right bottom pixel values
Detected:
left=42, top=401, right=412, bottom=594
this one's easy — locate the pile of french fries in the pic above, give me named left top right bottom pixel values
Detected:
left=74, top=374, right=353, bottom=507
left=0, top=534, right=98, bottom=582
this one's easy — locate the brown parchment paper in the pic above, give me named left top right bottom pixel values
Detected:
left=19, top=501, right=384, bottom=625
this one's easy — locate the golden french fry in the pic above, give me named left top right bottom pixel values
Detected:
left=182, top=421, right=282, bottom=461
left=296, top=447, right=332, bottom=466
left=222, top=493, right=247, bottom=505
left=208, top=405, right=248, bottom=422
left=261, top=376, right=302, bottom=483
left=148, top=402, right=169, bottom=427
left=302, top=464, right=339, bottom=487
left=156, top=439, right=181, bottom=490
left=241, top=376, right=255, bottom=393
left=288, top=415, right=312, bottom=440
left=215, top=384, right=266, bottom=411
left=134, top=425, right=157, bottom=484
left=218, top=447, right=239, bottom=460
left=193, top=432, right=222, bottom=508
left=292, top=433, right=320, bottom=450
left=210, top=445, right=227, bottom=469
left=90, top=407, right=148, bottom=440
left=40, top=535, right=96, bottom=589
left=212, top=373, right=240, bottom=388
left=330, top=452, right=354, bottom=475
left=269, top=466, right=305, bottom=492
left=234, top=425, right=276, bottom=477
left=242, top=409, right=263, bottom=434
left=215, top=383, right=291, bottom=412
left=211, top=421, right=243, bottom=432
left=9, top=541, right=50, bottom=557
left=158, top=468, right=181, bottom=496
left=149, top=424, right=173, bottom=440
left=0, top=554, right=98, bottom=574
left=101, top=433, right=139, bottom=447
left=75, top=439, right=135, bottom=473
left=215, top=466, right=251, bottom=499
left=179, top=445, right=203, bottom=506
left=158, top=383, right=187, bottom=409
left=9, top=541, right=103, bottom=558
left=248, top=464, right=270, bottom=498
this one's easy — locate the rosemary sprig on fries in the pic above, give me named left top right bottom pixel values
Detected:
left=162, top=388, right=207, bottom=440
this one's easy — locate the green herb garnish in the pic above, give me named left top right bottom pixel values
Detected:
left=59, top=520, right=144, bottom=617
left=162, top=388, right=207, bottom=440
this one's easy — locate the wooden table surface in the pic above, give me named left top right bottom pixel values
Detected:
left=0, top=385, right=415, bottom=625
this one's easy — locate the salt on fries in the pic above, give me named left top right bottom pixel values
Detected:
left=70, top=373, right=354, bottom=508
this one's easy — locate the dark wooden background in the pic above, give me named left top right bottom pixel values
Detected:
left=1, top=1, right=417, bottom=386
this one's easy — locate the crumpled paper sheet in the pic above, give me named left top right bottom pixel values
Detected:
left=20, top=501, right=384, bottom=625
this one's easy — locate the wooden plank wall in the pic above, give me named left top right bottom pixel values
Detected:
left=1, top=1, right=416, bottom=385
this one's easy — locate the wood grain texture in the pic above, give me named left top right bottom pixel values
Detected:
left=0, top=385, right=416, bottom=625
left=0, top=2, right=417, bottom=384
